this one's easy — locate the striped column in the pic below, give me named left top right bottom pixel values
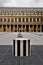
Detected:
left=15, top=40, right=17, bottom=56
left=20, top=40, right=23, bottom=56
left=26, top=40, right=28, bottom=56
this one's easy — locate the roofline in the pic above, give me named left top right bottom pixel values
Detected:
left=0, top=7, right=43, bottom=8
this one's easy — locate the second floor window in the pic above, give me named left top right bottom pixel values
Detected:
left=33, top=18, right=36, bottom=22
left=30, top=18, right=32, bottom=22
left=26, top=18, right=28, bottom=22
left=8, top=18, right=10, bottom=22
left=41, top=17, right=43, bottom=22
left=0, top=18, right=2, bottom=22
left=15, top=18, right=17, bottom=22
left=11, top=18, right=14, bottom=22
left=37, top=18, right=39, bottom=22
left=4, top=18, right=6, bottom=22
left=22, top=18, right=24, bottom=22
left=19, top=18, right=21, bottom=22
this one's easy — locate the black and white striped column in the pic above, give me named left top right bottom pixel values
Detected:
left=13, top=38, right=30, bottom=56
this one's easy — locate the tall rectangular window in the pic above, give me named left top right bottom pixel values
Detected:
left=19, top=18, right=21, bottom=22
left=11, top=18, right=14, bottom=22
left=37, top=18, right=39, bottom=22
left=26, top=18, right=28, bottom=22
left=30, top=18, right=32, bottom=22
left=22, top=18, right=24, bottom=22
left=8, top=18, right=10, bottom=22
left=4, top=18, right=6, bottom=22
left=41, top=17, right=43, bottom=22
left=33, top=18, right=36, bottom=22
left=0, top=18, right=2, bottom=22
left=15, top=18, right=17, bottom=22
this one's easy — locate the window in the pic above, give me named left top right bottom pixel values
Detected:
left=8, top=18, right=10, bottom=22
left=41, top=17, right=43, bottom=22
left=4, top=18, right=6, bottom=22
left=0, top=18, right=2, bottom=22
left=26, top=18, right=28, bottom=22
left=37, top=18, right=39, bottom=22
left=37, top=11, right=39, bottom=15
left=30, top=18, right=32, bottom=22
left=11, top=18, right=14, bottom=22
left=22, top=18, right=24, bottom=22
left=41, top=11, right=42, bottom=15
left=19, top=18, right=21, bottom=22
left=15, top=18, right=17, bottom=22
left=33, top=18, right=36, bottom=22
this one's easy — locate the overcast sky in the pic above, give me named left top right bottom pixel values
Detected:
left=0, top=0, right=43, bottom=7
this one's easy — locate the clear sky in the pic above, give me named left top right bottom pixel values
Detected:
left=0, top=0, right=43, bottom=7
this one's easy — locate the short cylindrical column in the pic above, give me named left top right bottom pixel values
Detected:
left=26, top=40, right=28, bottom=56
left=15, top=40, right=17, bottom=56
left=20, top=40, right=23, bottom=56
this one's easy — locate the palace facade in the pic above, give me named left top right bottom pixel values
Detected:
left=0, top=7, right=43, bottom=32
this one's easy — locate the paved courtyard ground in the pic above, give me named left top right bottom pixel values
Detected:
left=0, top=45, right=43, bottom=65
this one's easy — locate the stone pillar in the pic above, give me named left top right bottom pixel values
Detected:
left=26, top=40, right=28, bottom=56
left=17, top=18, right=18, bottom=22
left=39, top=18, right=40, bottom=22
left=20, top=40, right=23, bottom=56
left=10, top=18, right=11, bottom=23
left=15, top=40, right=17, bottom=56
left=32, top=18, right=33, bottom=22
left=36, top=18, right=37, bottom=22
left=2, top=25, right=3, bottom=32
